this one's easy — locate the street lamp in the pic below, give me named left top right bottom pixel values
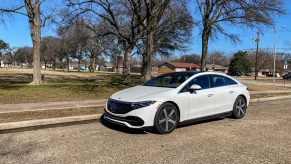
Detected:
left=273, top=24, right=285, bottom=82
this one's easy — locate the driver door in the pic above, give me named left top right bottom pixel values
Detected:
left=180, top=75, right=217, bottom=119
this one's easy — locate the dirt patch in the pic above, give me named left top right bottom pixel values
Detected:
left=251, top=92, right=291, bottom=99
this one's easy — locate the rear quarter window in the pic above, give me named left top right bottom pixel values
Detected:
left=225, top=77, right=238, bottom=85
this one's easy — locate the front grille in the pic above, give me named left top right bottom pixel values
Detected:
left=104, top=111, right=144, bottom=126
left=107, top=99, right=133, bottom=114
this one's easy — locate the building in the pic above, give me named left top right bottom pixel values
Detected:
left=98, top=63, right=114, bottom=72
left=206, top=64, right=228, bottom=73
left=158, top=62, right=200, bottom=73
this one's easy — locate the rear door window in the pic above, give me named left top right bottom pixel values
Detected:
left=210, top=75, right=228, bottom=88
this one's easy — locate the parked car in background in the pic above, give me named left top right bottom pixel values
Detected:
left=228, top=72, right=242, bottom=77
left=103, top=71, right=250, bottom=134
left=283, top=72, right=291, bottom=80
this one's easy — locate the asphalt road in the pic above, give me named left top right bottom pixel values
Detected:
left=1, top=99, right=290, bottom=164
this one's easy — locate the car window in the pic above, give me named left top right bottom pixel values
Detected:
left=143, top=72, right=195, bottom=88
left=210, top=75, right=227, bottom=87
left=180, top=75, right=210, bottom=92
left=225, top=77, right=238, bottom=85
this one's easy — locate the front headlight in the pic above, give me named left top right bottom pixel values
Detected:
left=131, top=101, right=156, bottom=110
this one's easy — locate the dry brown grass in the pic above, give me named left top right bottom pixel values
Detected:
left=244, top=83, right=290, bottom=91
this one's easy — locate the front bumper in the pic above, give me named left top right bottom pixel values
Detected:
left=103, top=101, right=161, bottom=128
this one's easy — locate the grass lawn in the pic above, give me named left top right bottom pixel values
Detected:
left=0, top=69, right=143, bottom=104
left=245, top=83, right=290, bottom=91
left=255, top=79, right=291, bottom=84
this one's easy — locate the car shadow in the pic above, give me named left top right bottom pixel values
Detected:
left=177, top=117, right=225, bottom=129
left=100, top=114, right=230, bottom=134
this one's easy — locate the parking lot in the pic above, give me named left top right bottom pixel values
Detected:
left=0, top=99, right=290, bottom=163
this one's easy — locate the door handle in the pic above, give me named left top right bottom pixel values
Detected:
left=229, top=91, right=234, bottom=94
left=208, top=94, right=214, bottom=97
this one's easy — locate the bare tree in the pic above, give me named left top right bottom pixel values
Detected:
left=207, top=51, right=229, bottom=66
left=194, top=0, right=285, bottom=71
left=249, top=49, right=273, bottom=73
left=174, top=54, right=201, bottom=64
left=40, top=36, right=62, bottom=70
left=139, top=0, right=171, bottom=81
left=140, top=0, right=193, bottom=81
left=0, top=0, right=56, bottom=85
left=15, top=46, right=33, bottom=67
left=66, top=0, right=147, bottom=81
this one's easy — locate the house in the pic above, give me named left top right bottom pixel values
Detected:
left=99, top=63, right=114, bottom=72
left=206, top=64, right=228, bottom=73
left=158, top=62, right=200, bottom=73
left=256, top=69, right=280, bottom=77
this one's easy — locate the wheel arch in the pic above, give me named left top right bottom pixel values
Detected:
left=163, top=101, right=181, bottom=119
left=238, top=94, right=247, bottom=104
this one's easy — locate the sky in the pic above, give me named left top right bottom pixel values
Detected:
left=0, top=1, right=291, bottom=58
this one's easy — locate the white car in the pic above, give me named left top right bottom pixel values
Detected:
left=103, top=71, right=250, bottom=134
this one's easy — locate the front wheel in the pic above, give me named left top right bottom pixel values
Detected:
left=232, top=96, right=247, bottom=119
left=154, top=103, right=179, bottom=134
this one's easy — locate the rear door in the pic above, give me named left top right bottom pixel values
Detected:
left=209, top=74, right=233, bottom=113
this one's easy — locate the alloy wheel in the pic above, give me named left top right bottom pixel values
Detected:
left=158, top=107, right=177, bottom=132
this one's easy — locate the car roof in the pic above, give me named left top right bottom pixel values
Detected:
left=160, top=71, right=229, bottom=77
left=160, top=71, right=201, bottom=77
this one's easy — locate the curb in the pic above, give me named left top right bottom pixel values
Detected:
left=0, top=99, right=107, bottom=114
left=250, top=95, right=291, bottom=103
left=0, top=105, right=104, bottom=114
left=0, top=114, right=102, bottom=132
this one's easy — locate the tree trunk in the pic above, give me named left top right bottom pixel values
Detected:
left=89, top=54, right=96, bottom=73
left=123, top=46, right=132, bottom=82
left=44, top=59, right=47, bottom=70
left=29, top=1, right=42, bottom=85
left=113, top=56, right=118, bottom=73
left=52, top=57, right=56, bottom=70
left=78, top=59, right=81, bottom=72
left=143, top=30, right=154, bottom=81
left=201, top=28, right=209, bottom=72
left=91, top=55, right=96, bottom=72
left=141, top=52, right=146, bottom=76
left=66, top=55, right=70, bottom=72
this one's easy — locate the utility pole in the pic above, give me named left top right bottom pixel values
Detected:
left=254, top=30, right=262, bottom=80
left=272, top=25, right=285, bottom=82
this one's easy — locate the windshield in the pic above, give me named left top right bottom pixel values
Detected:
left=143, top=72, right=198, bottom=88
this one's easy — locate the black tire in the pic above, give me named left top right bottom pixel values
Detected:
left=154, top=103, right=179, bottom=134
left=232, top=96, right=247, bottom=119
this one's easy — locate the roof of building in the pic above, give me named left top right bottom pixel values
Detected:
left=103, top=63, right=114, bottom=67
left=206, top=64, right=228, bottom=70
left=160, top=62, right=200, bottom=68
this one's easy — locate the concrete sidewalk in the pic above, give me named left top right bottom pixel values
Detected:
left=0, top=99, right=107, bottom=114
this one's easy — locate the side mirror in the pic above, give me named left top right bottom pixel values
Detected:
left=188, top=84, right=202, bottom=93
left=190, top=84, right=202, bottom=90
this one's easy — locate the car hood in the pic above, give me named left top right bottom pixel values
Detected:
left=110, top=85, right=175, bottom=102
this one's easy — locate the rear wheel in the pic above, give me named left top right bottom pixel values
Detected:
left=154, top=103, right=179, bottom=134
left=232, top=96, right=247, bottom=119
